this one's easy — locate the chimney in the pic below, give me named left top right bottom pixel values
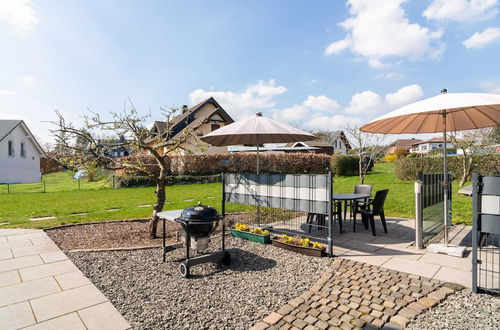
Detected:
left=440, top=88, right=447, bottom=94
left=182, top=105, right=189, bottom=113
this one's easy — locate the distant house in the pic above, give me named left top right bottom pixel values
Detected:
left=96, top=136, right=132, bottom=158
left=287, top=131, right=351, bottom=155
left=409, top=137, right=455, bottom=154
left=146, top=97, right=234, bottom=155
left=0, top=120, right=45, bottom=183
left=386, top=138, right=422, bottom=154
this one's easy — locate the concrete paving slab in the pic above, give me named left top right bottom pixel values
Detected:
left=0, top=277, right=61, bottom=307
left=0, top=270, right=21, bottom=288
left=11, top=243, right=60, bottom=258
left=381, top=257, right=441, bottom=279
left=0, top=301, right=36, bottom=329
left=40, top=251, right=68, bottom=264
left=30, top=284, right=108, bottom=322
left=0, top=248, right=13, bottom=260
left=78, top=302, right=131, bottom=330
left=0, top=255, right=43, bottom=272
left=433, top=266, right=472, bottom=288
left=22, top=312, right=86, bottom=330
left=419, top=251, right=472, bottom=271
left=19, top=259, right=79, bottom=282
left=55, top=271, right=91, bottom=290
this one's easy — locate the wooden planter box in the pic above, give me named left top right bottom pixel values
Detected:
left=271, top=238, right=326, bottom=257
left=231, top=229, right=271, bottom=244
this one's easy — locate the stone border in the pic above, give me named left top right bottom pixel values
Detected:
left=42, top=218, right=150, bottom=231
left=253, top=258, right=464, bottom=330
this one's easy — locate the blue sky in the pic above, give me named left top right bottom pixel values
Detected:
left=0, top=0, right=499, bottom=144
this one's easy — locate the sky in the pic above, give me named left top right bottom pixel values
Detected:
left=0, top=0, right=500, bottom=145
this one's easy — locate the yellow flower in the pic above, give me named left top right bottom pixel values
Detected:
left=312, top=242, right=323, bottom=249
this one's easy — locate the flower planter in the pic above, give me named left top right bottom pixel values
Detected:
left=231, top=229, right=271, bottom=244
left=271, top=238, right=326, bottom=257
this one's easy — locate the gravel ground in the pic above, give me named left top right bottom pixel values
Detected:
left=407, top=289, right=500, bottom=330
left=46, top=220, right=181, bottom=250
left=67, top=234, right=331, bottom=330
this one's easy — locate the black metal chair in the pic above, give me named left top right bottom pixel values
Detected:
left=306, top=200, right=343, bottom=234
left=358, top=189, right=389, bottom=236
left=344, top=184, right=372, bottom=221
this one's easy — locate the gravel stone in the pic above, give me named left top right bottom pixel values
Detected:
left=407, top=289, right=500, bottom=330
left=67, top=235, right=330, bottom=330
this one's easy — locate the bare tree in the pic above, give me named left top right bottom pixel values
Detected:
left=449, top=129, right=495, bottom=186
left=345, top=125, right=384, bottom=184
left=50, top=102, right=202, bottom=238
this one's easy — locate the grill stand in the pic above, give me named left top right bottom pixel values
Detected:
left=161, top=215, right=230, bottom=278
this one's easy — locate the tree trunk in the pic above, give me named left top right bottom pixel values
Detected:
left=358, top=151, right=364, bottom=184
left=150, top=178, right=166, bottom=238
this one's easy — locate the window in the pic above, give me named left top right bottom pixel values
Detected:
left=8, top=141, right=14, bottom=157
left=20, top=142, right=26, bottom=158
left=211, top=124, right=220, bottom=132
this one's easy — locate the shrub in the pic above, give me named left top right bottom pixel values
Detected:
left=394, top=147, right=409, bottom=159
left=384, top=154, right=397, bottom=163
left=330, top=155, right=359, bottom=176
left=117, top=174, right=222, bottom=188
left=394, top=154, right=500, bottom=181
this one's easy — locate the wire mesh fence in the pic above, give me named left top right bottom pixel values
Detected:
left=0, top=175, right=118, bottom=194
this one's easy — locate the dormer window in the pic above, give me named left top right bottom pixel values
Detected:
left=8, top=140, right=14, bottom=157
left=20, top=142, right=26, bottom=158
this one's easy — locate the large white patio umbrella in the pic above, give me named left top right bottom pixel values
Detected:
left=201, top=112, right=315, bottom=173
left=361, top=90, right=500, bottom=249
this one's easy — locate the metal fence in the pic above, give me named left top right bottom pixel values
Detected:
left=415, top=172, right=452, bottom=248
left=222, top=172, right=335, bottom=256
left=472, top=173, right=500, bottom=295
left=0, top=176, right=118, bottom=194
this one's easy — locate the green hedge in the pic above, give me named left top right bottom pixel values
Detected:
left=394, top=154, right=500, bottom=181
left=117, top=174, right=222, bottom=188
left=330, top=155, right=360, bottom=176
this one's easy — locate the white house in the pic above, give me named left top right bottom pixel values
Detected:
left=409, top=137, right=455, bottom=154
left=0, top=120, right=45, bottom=184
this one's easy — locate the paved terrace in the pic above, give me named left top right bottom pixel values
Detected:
left=0, top=229, right=130, bottom=330
left=273, top=216, right=475, bottom=288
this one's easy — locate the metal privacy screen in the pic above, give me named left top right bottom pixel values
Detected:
left=223, top=173, right=331, bottom=214
left=417, top=172, right=452, bottom=246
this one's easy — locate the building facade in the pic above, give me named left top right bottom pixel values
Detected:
left=0, top=120, right=45, bottom=183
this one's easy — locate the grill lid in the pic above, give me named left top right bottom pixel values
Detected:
left=179, top=202, right=218, bottom=222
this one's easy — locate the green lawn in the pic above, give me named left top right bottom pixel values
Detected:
left=0, top=163, right=473, bottom=229
left=0, top=171, right=112, bottom=194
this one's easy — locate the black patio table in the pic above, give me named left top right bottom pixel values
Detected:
left=332, top=193, right=371, bottom=232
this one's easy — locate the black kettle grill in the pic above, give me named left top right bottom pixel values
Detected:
left=163, top=202, right=231, bottom=278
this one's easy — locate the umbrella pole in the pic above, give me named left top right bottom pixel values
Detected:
left=443, top=112, right=449, bottom=247
left=256, top=138, right=260, bottom=225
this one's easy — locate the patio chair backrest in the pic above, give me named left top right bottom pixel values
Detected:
left=354, top=184, right=372, bottom=196
left=371, top=189, right=389, bottom=215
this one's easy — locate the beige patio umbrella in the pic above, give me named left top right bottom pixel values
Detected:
left=361, top=89, right=500, bottom=248
left=201, top=112, right=316, bottom=173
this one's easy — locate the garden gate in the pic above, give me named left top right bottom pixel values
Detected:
left=222, top=172, right=334, bottom=256
left=472, top=173, right=500, bottom=295
left=415, top=172, right=452, bottom=248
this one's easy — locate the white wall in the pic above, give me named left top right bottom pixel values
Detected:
left=0, top=124, right=42, bottom=183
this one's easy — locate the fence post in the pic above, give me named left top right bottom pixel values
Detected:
left=7, top=184, right=10, bottom=194
left=471, top=173, right=479, bottom=293
left=328, top=171, right=333, bottom=257
left=43, top=181, right=46, bottom=193
left=78, top=178, right=81, bottom=190
left=414, top=181, right=423, bottom=249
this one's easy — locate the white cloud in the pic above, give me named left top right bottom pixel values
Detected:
left=189, top=79, right=287, bottom=119
left=0, top=0, right=38, bottom=32
left=324, top=0, right=444, bottom=68
left=19, top=75, right=36, bottom=85
left=423, top=0, right=498, bottom=23
left=462, top=27, right=500, bottom=48
left=303, top=114, right=362, bottom=131
left=385, top=84, right=424, bottom=108
left=0, top=90, right=17, bottom=96
left=306, top=79, right=317, bottom=86
left=344, top=91, right=383, bottom=114
left=374, top=72, right=403, bottom=80
left=303, top=95, right=341, bottom=112
left=273, top=105, right=310, bottom=122
left=481, top=81, right=500, bottom=93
